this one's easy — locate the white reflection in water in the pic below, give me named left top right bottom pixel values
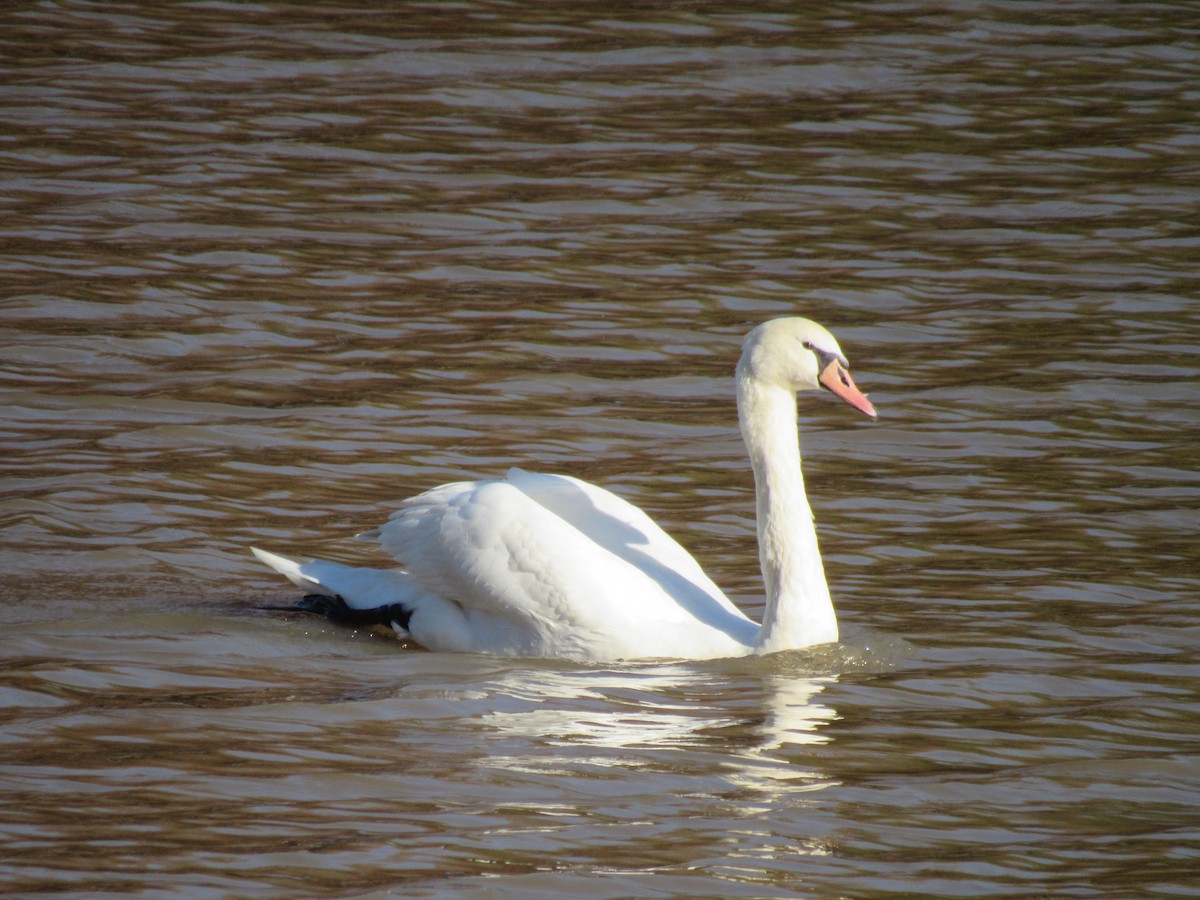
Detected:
left=478, top=665, right=838, bottom=800
left=724, top=675, right=838, bottom=795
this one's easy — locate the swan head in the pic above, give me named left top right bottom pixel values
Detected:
left=738, top=317, right=876, bottom=418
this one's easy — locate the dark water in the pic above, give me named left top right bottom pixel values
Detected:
left=3, top=1, right=1198, bottom=896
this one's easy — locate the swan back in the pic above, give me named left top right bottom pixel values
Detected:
left=359, top=469, right=759, bottom=659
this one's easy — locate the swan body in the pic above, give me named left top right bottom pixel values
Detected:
left=252, top=317, right=876, bottom=662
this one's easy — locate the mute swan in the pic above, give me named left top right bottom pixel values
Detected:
left=252, top=317, right=876, bottom=661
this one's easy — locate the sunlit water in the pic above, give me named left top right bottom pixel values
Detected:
left=2, top=1, right=1198, bottom=896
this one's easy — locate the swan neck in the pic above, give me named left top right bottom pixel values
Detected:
left=737, top=373, right=838, bottom=652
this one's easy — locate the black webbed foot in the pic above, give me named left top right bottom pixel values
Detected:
left=295, top=593, right=413, bottom=631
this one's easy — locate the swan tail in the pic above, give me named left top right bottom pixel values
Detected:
left=251, top=546, right=331, bottom=593
left=250, top=546, right=415, bottom=637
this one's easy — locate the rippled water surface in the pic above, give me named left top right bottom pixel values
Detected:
left=3, top=1, right=1199, bottom=896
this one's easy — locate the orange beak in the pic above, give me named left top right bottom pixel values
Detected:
left=819, top=359, right=877, bottom=419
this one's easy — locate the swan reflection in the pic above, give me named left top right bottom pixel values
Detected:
left=476, top=663, right=839, bottom=798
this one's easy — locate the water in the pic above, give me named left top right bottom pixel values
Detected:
left=2, top=1, right=1198, bottom=895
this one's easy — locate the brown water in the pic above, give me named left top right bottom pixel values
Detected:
left=3, top=1, right=1199, bottom=896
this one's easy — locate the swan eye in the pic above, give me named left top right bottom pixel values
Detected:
left=803, top=340, right=849, bottom=372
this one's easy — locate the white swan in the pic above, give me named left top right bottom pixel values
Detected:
left=251, top=317, right=876, bottom=662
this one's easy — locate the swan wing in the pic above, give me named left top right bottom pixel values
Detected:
left=503, top=468, right=748, bottom=620
left=362, top=472, right=756, bottom=659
